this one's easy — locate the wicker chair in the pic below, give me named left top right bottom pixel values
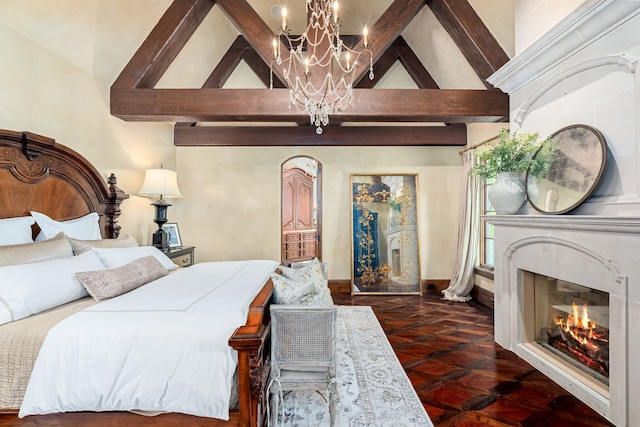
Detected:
left=268, top=305, right=338, bottom=426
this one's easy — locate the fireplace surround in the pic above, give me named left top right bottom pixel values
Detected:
left=486, top=215, right=638, bottom=426
left=484, top=2, right=640, bottom=424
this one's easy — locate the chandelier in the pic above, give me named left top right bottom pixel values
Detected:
left=270, top=0, right=374, bottom=134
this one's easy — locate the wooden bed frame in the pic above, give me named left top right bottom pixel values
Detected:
left=0, top=129, right=273, bottom=426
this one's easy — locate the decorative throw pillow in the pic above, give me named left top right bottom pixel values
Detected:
left=271, top=273, right=317, bottom=305
left=91, top=246, right=178, bottom=271
left=76, top=255, right=168, bottom=301
left=31, top=211, right=101, bottom=241
left=0, top=232, right=74, bottom=267
left=0, top=251, right=104, bottom=325
left=280, top=258, right=333, bottom=306
left=68, top=234, right=138, bottom=255
left=0, top=216, right=35, bottom=246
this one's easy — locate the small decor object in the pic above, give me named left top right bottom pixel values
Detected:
left=350, top=174, right=421, bottom=295
left=161, top=223, right=182, bottom=248
left=138, top=166, right=183, bottom=251
left=472, top=129, right=551, bottom=215
left=489, top=172, right=526, bottom=215
left=526, top=124, right=608, bottom=214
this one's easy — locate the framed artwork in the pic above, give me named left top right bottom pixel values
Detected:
left=162, top=223, right=182, bottom=248
left=350, top=174, right=421, bottom=295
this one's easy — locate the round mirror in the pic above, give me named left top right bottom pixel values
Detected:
left=525, top=124, right=608, bottom=214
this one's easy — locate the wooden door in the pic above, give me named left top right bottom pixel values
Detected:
left=281, top=163, right=320, bottom=263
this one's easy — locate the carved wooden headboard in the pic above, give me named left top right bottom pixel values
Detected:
left=0, top=129, right=129, bottom=239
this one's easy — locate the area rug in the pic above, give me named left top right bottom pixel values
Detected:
left=277, top=306, right=433, bottom=426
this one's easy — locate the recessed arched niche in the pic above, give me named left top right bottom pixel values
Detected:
left=281, top=156, right=322, bottom=265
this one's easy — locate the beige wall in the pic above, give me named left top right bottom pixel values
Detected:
left=175, top=145, right=463, bottom=280
left=0, top=20, right=176, bottom=245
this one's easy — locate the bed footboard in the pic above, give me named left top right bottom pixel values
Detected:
left=228, top=278, right=274, bottom=427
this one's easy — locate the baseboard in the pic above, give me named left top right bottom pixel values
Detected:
left=470, top=284, right=494, bottom=309
left=329, top=279, right=450, bottom=294
left=328, top=280, right=352, bottom=294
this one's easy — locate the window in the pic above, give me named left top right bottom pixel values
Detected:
left=479, top=177, right=495, bottom=268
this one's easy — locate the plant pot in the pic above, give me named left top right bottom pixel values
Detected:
left=489, top=172, right=526, bottom=215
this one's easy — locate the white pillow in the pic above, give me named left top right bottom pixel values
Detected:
left=0, top=216, right=35, bottom=246
left=0, top=251, right=105, bottom=326
left=91, top=246, right=178, bottom=271
left=31, top=211, right=101, bottom=241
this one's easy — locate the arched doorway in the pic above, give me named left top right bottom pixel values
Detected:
left=281, top=156, right=322, bottom=265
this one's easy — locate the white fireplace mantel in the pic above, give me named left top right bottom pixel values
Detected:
left=486, top=214, right=640, bottom=426
left=485, top=214, right=640, bottom=234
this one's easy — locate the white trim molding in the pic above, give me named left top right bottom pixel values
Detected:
left=514, top=53, right=637, bottom=125
left=487, top=0, right=640, bottom=95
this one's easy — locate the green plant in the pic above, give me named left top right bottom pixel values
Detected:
left=471, top=129, right=552, bottom=179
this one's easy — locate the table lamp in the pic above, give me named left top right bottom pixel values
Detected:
left=138, top=166, right=182, bottom=251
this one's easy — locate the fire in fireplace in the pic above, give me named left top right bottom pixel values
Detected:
left=532, top=272, right=609, bottom=385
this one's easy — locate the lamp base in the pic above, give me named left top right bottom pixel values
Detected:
left=152, top=228, right=169, bottom=252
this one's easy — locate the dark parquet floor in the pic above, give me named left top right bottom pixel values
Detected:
left=332, top=291, right=614, bottom=427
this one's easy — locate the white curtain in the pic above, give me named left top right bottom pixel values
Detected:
left=442, top=150, right=481, bottom=302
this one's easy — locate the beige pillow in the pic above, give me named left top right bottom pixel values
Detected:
left=68, top=234, right=138, bottom=255
left=0, top=232, right=74, bottom=267
left=75, top=255, right=168, bottom=301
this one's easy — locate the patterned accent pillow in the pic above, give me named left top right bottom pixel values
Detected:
left=0, top=232, right=74, bottom=267
left=270, top=273, right=317, bottom=305
left=76, top=255, right=168, bottom=301
left=280, top=258, right=333, bottom=306
left=68, top=235, right=138, bottom=255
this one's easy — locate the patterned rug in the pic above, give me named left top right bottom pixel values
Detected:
left=277, top=306, right=433, bottom=426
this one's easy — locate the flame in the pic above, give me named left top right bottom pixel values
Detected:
left=554, top=302, right=600, bottom=350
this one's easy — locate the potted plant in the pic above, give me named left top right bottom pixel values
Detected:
left=472, top=128, right=551, bottom=214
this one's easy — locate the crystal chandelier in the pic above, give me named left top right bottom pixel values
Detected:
left=270, top=0, right=374, bottom=134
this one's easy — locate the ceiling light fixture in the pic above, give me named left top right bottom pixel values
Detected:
left=270, top=0, right=374, bottom=134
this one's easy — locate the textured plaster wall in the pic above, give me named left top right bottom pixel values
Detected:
left=175, top=145, right=462, bottom=281
left=0, top=21, right=174, bottom=244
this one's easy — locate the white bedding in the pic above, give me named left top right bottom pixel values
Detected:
left=19, top=259, right=278, bottom=419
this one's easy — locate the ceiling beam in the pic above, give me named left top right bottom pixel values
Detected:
left=174, top=124, right=467, bottom=146
left=357, top=37, right=438, bottom=89
left=337, top=0, right=428, bottom=86
left=112, top=0, right=214, bottom=89
left=215, top=0, right=289, bottom=84
left=111, top=87, right=508, bottom=122
left=427, top=0, right=510, bottom=88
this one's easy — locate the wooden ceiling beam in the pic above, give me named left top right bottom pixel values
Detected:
left=215, top=0, right=290, bottom=84
left=357, top=37, right=438, bottom=89
left=427, top=0, right=510, bottom=88
left=111, top=87, right=508, bottom=122
left=336, top=0, right=428, bottom=86
left=174, top=124, right=467, bottom=146
left=112, top=0, right=214, bottom=89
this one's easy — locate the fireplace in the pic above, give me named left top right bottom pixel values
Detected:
left=485, top=215, right=639, bottom=426
left=529, top=272, right=609, bottom=386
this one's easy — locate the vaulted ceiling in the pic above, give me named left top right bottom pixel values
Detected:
left=110, top=0, right=512, bottom=146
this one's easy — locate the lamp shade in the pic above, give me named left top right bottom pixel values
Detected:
left=138, top=168, right=183, bottom=199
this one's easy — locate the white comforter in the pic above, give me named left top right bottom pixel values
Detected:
left=19, top=259, right=278, bottom=419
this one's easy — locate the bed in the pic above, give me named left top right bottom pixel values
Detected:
left=0, top=129, right=275, bottom=426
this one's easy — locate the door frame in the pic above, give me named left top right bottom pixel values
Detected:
left=281, top=155, right=322, bottom=264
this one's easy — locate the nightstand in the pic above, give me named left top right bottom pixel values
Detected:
left=164, top=246, right=195, bottom=267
